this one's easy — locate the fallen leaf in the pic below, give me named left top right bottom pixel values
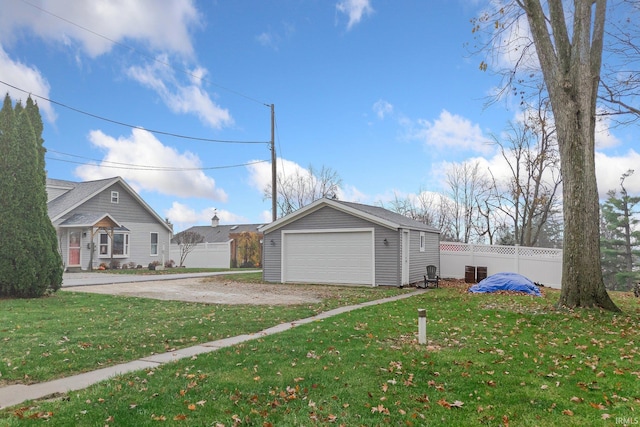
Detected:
left=173, top=414, right=187, bottom=420
left=187, top=404, right=196, bottom=411
left=562, top=409, right=574, bottom=416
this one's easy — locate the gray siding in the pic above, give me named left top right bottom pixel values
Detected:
left=264, top=205, right=441, bottom=287
left=263, top=206, right=401, bottom=286
left=69, top=183, right=158, bottom=225
left=408, top=229, right=440, bottom=284
left=56, top=183, right=171, bottom=270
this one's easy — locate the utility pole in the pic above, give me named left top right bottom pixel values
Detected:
left=270, top=104, right=277, bottom=222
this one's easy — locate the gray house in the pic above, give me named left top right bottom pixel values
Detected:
left=47, top=177, right=173, bottom=271
left=261, top=198, right=440, bottom=287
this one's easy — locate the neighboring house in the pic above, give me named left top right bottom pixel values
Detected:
left=261, top=198, right=440, bottom=287
left=47, top=177, right=173, bottom=271
left=170, top=215, right=264, bottom=268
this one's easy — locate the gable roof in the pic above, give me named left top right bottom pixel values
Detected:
left=46, top=176, right=172, bottom=233
left=173, top=223, right=264, bottom=244
left=260, top=198, right=440, bottom=233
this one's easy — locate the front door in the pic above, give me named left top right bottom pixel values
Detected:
left=68, top=231, right=81, bottom=267
left=401, top=230, right=410, bottom=285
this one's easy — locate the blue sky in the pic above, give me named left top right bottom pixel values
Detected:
left=1, top=0, right=638, bottom=232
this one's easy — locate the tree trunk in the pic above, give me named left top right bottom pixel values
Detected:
left=522, top=0, right=619, bottom=311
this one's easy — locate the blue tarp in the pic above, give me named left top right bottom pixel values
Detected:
left=468, top=272, right=542, bottom=297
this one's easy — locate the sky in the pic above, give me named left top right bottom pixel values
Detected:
left=1, top=0, right=639, bottom=232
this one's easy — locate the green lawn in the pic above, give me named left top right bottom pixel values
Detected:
left=0, top=273, right=409, bottom=385
left=1, top=282, right=639, bottom=426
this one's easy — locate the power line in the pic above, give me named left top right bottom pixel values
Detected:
left=0, top=79, right=269, bottom=145
left=46, top=151, right=268, bottom=171
left=18, top=0, right=271, bottom=107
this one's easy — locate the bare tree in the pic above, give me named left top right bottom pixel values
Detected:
left=173, top=231, right=205, bottom=267
left=264, top=164, right=342, bottom=218
left=380, top=189, right=450, bottom=232
left=444, top=160, right=491, bottom=243
left=490, top=92, right=562, bottom=247
left=474, top=0, right=620, bottom=310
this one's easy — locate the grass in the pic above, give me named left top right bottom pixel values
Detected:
left=0, top=273, right=408, bottom=385
left=1, top=282, right=639, bottom=426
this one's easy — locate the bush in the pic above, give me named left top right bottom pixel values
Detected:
left=148, top=260, right=161, bottom=270
left=109, top=260, right=121, bottom=270
left=127, top=262, right=137, bottom=269
left=164, top=259, right=175, bottom=268
left=98, top=263, right=109, bottom=270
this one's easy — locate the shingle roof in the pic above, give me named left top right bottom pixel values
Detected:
left=260, top=198, right=440, bottom=234
left=46, top=177, right=172, bottom=233
left=46, top=177, right=119, bottom=221
left=333, top=200, right=440, bottom=232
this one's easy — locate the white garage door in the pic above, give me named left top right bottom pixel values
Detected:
left=283, top=230, right=374, bottom=285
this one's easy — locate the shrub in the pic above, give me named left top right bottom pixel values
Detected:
left=109, top=260, right=121, bottom=270
left=164, top=259, right=175, bottom=268
left=127, top=262, right=137, bottom=269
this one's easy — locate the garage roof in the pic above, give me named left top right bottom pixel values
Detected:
left=260, top=198, right=440, bottom=233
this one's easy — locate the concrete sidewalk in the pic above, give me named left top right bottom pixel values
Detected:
left=0, top=289, right=424, bottom=409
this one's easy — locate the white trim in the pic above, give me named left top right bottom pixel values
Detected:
left=67, top=230, right=82, bottom=267
left=281, top=228, right=375, bottom=285
left=261, top=199, right=399, bottom=233
left=110, top=191, right=119, bottom=204
left=402, top=230, right=410, bottom=285
left=150, top=232, right=159, bottom=256
left=419, top=231, right=426, bottom=252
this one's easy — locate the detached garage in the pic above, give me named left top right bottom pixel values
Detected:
left=261, top=198, right=440, bottom=287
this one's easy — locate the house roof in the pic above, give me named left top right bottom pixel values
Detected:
left=58, top=212, right=121, bottom=228
left=46, top=176, right=173, bottom=233
left=260, top=198, right=440, bottom=233
left=173, top=223, right=264, bottom=244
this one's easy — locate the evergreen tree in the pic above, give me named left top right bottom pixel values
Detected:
left=600, top=170, right=640, bottom=291
left=0, top=93, right=63, bottom=297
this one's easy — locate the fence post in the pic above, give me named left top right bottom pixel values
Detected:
left=515, top=244, right=520, bottom=274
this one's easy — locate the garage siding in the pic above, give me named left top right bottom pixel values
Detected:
left=408, top=229, right=440, bottom=283
left=263, top=206, right=400, bottom=286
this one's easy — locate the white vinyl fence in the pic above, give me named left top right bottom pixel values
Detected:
left=169, top=242, right=231, bottom=268
left=440, top=242, right=562, bottom=289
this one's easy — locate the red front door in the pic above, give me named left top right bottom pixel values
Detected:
left=68, top=231, right=81, bottom=266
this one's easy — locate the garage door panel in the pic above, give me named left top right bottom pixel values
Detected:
left=283, top=231, right=373, bottom=285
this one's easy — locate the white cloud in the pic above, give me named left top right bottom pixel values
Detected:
left=127, top=56, right=233, bottom=129
left=0, top=44, right=56, bottom=123
left=408, top=110, right=493, bottom=155
left=336, top=0, right=374, bottom=30
left=595, top=149, right=640, bottom=197
left=246, top=157, right=367, bottom=204
left=595, top=114, right=622, bottom=149
left=75, top=128, right=227, bottom=201
left=372, top=99, right=393, bottom=120
left=0, top=0, right=201, bottom=58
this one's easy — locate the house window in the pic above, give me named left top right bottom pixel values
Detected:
left=111, top=191, right=119, bottom=203
left=99, top=232, right=129, bottom=257
left=150, top=232, right=158, bottom=256
left=420, top=232, right=426, bottom=252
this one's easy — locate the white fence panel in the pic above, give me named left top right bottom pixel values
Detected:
left=169, top=242, right=230, bottom=268
left=440, top=242, right=562, bottom=289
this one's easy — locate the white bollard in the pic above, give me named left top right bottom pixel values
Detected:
left=418, top=308, right=426, bottom=344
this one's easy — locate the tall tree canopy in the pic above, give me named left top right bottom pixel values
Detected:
left=0, top=93, right=63, bottom=298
